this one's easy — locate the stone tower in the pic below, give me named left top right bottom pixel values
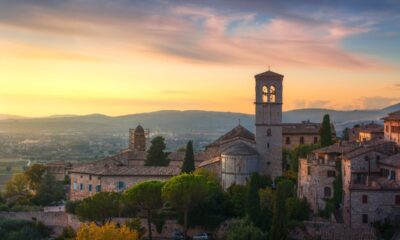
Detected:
left=129, top=125, right=146, bottom=151
left=254, top=70, right=283, bottom=179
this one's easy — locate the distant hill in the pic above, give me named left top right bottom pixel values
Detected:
left=0, top=103, right=399, bottom=135
left=0, top=114, right=26, bottom=120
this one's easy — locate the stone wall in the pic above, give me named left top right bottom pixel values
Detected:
left=298, top=157, right=338, bottom=213
left=349, top=190, right=400, bottom=229
left=0, top=211, right=204, bottom=238
left=282, top=134, right=318, bottom=149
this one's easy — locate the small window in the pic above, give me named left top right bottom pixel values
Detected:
left=313, top=136, right=318, bottom=144
left=327, top=170, right=336, bottom=177
left=362, top=214, right=368, bottom=224
left=89, top=175, right=92, bottom=180
left=80, top=183, right=84, bottom=191
left=362, top=195, right=368, bottom=204
left=95, top=185, right=102, bottom=192
left=73, top=183, right=78, bottom=190
left=300, top=137, right=304, bottom=145
left=376, top=155, right=380, bottom=161
left=307, top=166, right=311, bottom=175
left=88, top=184, right=92, bottom=192
left=385, top=125, right=389, bottom=132
left=116, top=181, right=126, bottom=191
left=395, top=195, right=400, bottom=205
left=267, top=128, right=272, bottom=137
left=267, top=143, right=270, bottom=148
left=390, top=171, right=396, bottom=180
left=286, top=137, right=291, bottom=145
left=324, top=187, right=332, bottom=197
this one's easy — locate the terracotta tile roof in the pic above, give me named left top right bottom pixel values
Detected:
left=378, top=153, right=400, bottom=168
left=221, top=141, right=258, bottom=156
left=351, top=176, right=400, bottom=190
left=359, top=126, right=384, bottom=134
left=207, top=124, right=255, bottom=148
left=382, top=110, right=400, bottom=121
left=282, top=122, right=335, bottom=135
left=344, top=147, right=375, bottom=159
left=313, top=142, right=358, bottom=154
left=198, top=157, right=221, bottom=168
left=69, top=159, right=180, bottom=176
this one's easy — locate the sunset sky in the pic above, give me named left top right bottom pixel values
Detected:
left=0, top=0, right=399, bottom=117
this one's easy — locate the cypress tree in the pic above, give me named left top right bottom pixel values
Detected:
left=270, top=180, right=293, bottom=240
left=181, top=141, right=195, bottom=173
left=320, top=114, right=333, bottom=147
left=145, top=136, right=169, bottom=166
left=246, top=173, right=262, bottom=228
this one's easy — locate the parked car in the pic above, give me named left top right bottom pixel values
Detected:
left=192, top=232, right=213, bottom=240
left=172, top=230, right=185, bottom=240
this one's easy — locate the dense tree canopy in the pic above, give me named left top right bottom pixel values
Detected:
left=24, top=164, right=47, bottom=191
left=181, top=141, right=195, bottom=173
left=124, top=181, right=164, bottom=240
left=75, top=192, right=122, bottom=224
left=162, top=174, right=209, bottom=238
left=33, top=173, right=64, bottom=206
left=4, top=173, right=32, bottom=204
left=145, top=136, right=169, bottom=166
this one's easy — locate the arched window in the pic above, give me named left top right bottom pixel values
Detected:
left=262, top=85, right=268, bottom=102
left=267, top=128, right=272, bottom=136
left=269, top=85, right=276, bottom=102
left=286, top=137, right=291, bottom=145
left=300, top=136, right=305, bottom=145
left=314, top=136, right=318, bottom=144
left=324, top=187, right=331, bottom=197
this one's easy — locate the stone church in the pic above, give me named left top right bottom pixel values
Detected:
left=68, top=70, right=330, bottom=199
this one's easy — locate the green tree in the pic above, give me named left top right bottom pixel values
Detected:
left=286, top=197, right=309, bottom=221
left=75, top=192, right=121, bottom=225
left=223, top=219, right=267, bottom=240
left=181, top=141, right=195, bottom=173
left=162, top=174, right=209, bottom=238
left=259, top=187, right=275, bottom=231
left=227, top=184, right=247, bottom=217
left=246, top=173, right=262, bottom=228
left=145, top=136, right=169, bottom=166
left=24, top=164, right=47, bottom=191
left=4, top=173, right=32, bottom=204
left=124, top=181, right=164, bottom=240
left=320, top=114, right=333, bottom=147
left=33, top=173, right=65, bottom=206
left=270, top=180, right=294, bottom=240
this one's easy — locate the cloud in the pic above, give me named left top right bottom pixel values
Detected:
left=0, top=1, right=392, bottom=69
left=292, top=100, right=331, bottom=109
left=357, top=96, right=400, bottom=109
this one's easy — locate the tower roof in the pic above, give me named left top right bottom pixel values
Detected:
left=135, top=125, right=145, bottom=133
left=255, top=70, right=284, bottom=79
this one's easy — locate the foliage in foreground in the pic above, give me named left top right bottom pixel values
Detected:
left=76, top=222, right=138, bottom=240
left=75, top=192, right=121, bottom=224
left=0, top=217, right=51, bottom=240
left=223, top=219, right=267, bottom=240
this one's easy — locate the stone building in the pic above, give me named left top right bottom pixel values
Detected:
left=282, top=121, right=335, bottom=149
left=45, top=160, right=73, bottom=181
left=346, top=122, right=383, bottom=142
left=298, top=143, right=358, bottom=213
left=383, top=110, right=400, bottom=145
left=298, top=128, right=400, bottom=229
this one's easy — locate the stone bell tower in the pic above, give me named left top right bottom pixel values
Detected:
left=254, top=70, right=283, bottom=179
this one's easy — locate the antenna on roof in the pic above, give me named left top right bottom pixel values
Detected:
left=268, top=65, right=271, bottom=71
left=238, top=119, right=241, bottom=126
